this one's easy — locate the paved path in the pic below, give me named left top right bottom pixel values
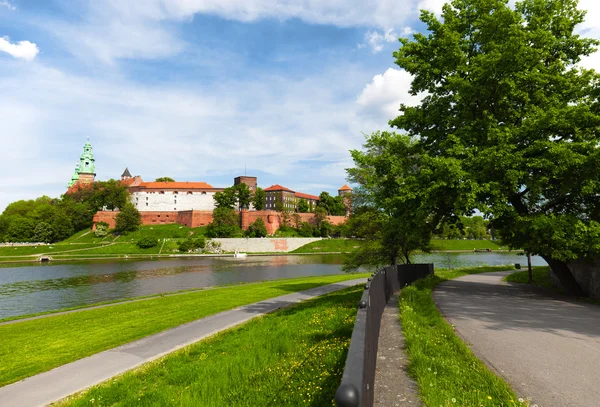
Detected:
left=0, top=278, right=365, bottom=407
left=434, top=271, right=600, bottom=407
left=374, top=294, right=421, bottom=407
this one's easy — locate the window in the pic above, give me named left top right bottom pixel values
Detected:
left=174, top=200, right=177, bottom=204
left=146, top=203, right=148, bottom=206
left=158, top=215, right=161, bottom=218
left=187, top=191, right=192, bottom=195
left=174, top=208, right=176, bottom=211
left=146, top=197, right=148, bottom=200
left=201, top=192, right=207, bottom=195
left=174, top=191, right=178, bottom=195
left=160, top=191, right=165, bottom=194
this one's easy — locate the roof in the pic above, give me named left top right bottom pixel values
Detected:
left=295, top=192, right=320, bottom=201
left=137, top=181, right=215, bottom=190
left=121, top=167, right=132, bottom=177
left=264, top=184, right=295, bottom=192
left=338, top=184, right=352, bottom=191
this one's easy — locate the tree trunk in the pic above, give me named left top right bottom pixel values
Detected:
left=543, top=256, right=586, bottom=297
left=527, top=253, right=532, bottom=284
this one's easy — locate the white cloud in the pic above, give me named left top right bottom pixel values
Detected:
left=363, top=29, right=398, bottom=53
left=0, top=1, right=15, bottom=11
left=0, top=37, right=39, bottom=61
left=356, top=68, right=421, bottom=122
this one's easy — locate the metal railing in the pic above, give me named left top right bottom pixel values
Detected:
left=334, top=263, right=434, bottom=407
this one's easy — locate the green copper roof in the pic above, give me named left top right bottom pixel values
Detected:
left=68, top=139, right=96, bottom=187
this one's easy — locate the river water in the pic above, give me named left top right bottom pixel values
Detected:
left=0, top=252, right=546, bottom=319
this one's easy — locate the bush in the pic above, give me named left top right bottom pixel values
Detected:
left=178, top=237, right=206, bottom=252
left=247, top=218, right=268, bottom=238
left=136, top=236, right=158, bottom=249
left=115, top=203, right=141, bottom=234
left=298, top=222, right=314, bottom=237
left=94, top=222, right=109, bottom=237
left=319, top=221, right=333, bottom=238
left=206, top=207, right=240, bottom=238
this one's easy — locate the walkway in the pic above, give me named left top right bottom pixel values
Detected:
left=434, top=271, right=600, bottom=407
left=373, top=294, right=421, bottom=406
left=0, top=278, right=366, bottom=407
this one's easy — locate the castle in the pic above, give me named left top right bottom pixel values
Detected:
left=67, top=140, right=351, bottom=234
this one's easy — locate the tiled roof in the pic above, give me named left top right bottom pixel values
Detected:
left=338, top=184, right=352, bottom=191
left=264, top=184, right=294, bottom=192
left=138, top=181, right=214, bottom=189
left=295, top=192, right=320, bottom=201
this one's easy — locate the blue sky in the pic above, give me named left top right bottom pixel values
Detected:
left=1, top=0, right=600, bottom=212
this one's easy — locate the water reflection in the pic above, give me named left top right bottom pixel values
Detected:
left=0, top=252, right=545, bottom=319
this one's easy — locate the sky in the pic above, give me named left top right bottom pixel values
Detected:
left=1, top=0, right=600, bottom=212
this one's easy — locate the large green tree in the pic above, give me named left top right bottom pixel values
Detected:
left=206, top=207, right=241, bottom=238
left=252, top=187, right=266, bottom=210
left=392, top=0, right=600, bottom=295
left=115, top=203, right=141, bottom=233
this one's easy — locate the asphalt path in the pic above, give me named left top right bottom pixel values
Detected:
left=433, top=271, right=600, bottom=407
left=0, top=278, right=366, bottom=407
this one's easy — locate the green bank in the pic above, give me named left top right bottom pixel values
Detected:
left=0, top=273, right=367, bottom=387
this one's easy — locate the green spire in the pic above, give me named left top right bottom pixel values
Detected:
left=68, top=162, right=80, bottom=187
left=79, top=138, right=95, bottom=174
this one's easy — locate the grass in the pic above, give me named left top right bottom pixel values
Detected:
left=430, top=239, right=510, bottom=251
left=400, top=265, right=527, bottom=407
left=291, top=238, right=364, bottom=253
left=504, top=267, right=600, bottom=305
left=54, top=286, right=362, bottom=407
left=0, top=273, right=367, bottom=388
left=112, top=224, right=208, bottom=242
left=0, top=244, right=108, bottom=257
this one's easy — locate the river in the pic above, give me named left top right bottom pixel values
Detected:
left=0, top=252, right=546, bottom=319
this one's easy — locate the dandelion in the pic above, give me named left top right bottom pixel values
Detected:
left=518, top=398, right=524, bottom=403
left=452, top=398, right=457, bottom=403
left=488, top=396, right=492, bottom=400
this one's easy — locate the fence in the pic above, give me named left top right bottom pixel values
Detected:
left=334, top=263, right=434, bottom=407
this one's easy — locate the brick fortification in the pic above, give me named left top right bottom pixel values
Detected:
left=94, top=209, right=346, bottom=234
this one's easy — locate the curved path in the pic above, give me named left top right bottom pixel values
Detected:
left=434, top=271, right=600, bottom=407
left=0, top=278, right=365, bottom=407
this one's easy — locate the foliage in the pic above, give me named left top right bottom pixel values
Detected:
left=154, top=177, right=175, bottom=182
left=291, top=213, right=302, bottom=229
left=317, top=192, right=346, bottom=216
left=298, top=222, right=314, bottom=237
left=94, top=223, right=109, bottom=237
left=319, top=220, right=333, bottom=238
left=297, top=199, right=309, bottom=213
left=437, top=216, right=490, bottom=240
left=178, top=237, right=206, bottom=252
left=136, top=237, right=158, bottom=249
left=33, top=222, right=54, bottom=243
left=246, top=217, right=268, bottom=238
left=214, top=184, right=253, bottom=210
left=390, top=0, right=600, bottom=295
left=115, top=203, right=141, bottom=234
left=345, top=133, right=437, bottom=270
left=313, top=207, right=328, bottom=228
left=252, top=187, right=266, bottom=210
left=235, top=183, right=252, bottom=209
left=206, top=207, right=240, bottom=238
left=213, top=188, right=238, bottom=209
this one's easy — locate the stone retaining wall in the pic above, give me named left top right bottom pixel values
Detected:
left=212, top=237, right=322, bottom=253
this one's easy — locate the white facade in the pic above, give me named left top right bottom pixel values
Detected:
left=131, top=190, right=217, bottom=212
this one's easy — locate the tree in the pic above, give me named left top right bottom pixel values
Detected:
left=298, top=199, right=309, bottom=213
left=155, top=177, right=175, bottom=182
left=213, top=187, right=238, bottom=209
left=314, top=207, right=328, bottom=228
left=391, top=0, right=600, bottom=295
left=292, top=213, right=302, bottom=229
left=115, top=203, right=141, bottom=233
left=94, top=222, right=109, bottom=237
left=206, top=207, right=240, bottom=238
left=298, top=222, right=314, bottom=237
left=344, top=132, right=439, bottom=271
left=252, top=187, right=266, bottom=210
left=246, top=217, right=268, bottom=237
left=136, top=237, right=158, bottom=249
left=234, top=183, right=252, bottom=209
left=4, top=217, right=35, bottom=242
left=317, top=192, right=346, bottom=216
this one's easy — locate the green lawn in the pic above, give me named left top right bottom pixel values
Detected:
left=430, top=239, right=510, bottom=251
left=400, top=265, right=526, bottom=407
left=0, top=244, right=106, bottom=257
left=0, top=273, right=367, bottom=387
left=291, top=238, right=363, bottom=253
left=503, top=267, right=554, bottom=290
left=55, top=286, right=362, bottom=407
left=112, top=224, right=208, bottom=242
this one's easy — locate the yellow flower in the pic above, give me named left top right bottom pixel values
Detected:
left=488, top=396, right=492, bottom=400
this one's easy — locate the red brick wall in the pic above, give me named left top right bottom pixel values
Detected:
left=93, top=209, right=345, bottom=233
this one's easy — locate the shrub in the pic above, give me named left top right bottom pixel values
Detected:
left=298, top=222, right=314, bottom=237
left=247, top=218, right=268, bottom=238
left=94, top=222, right=109, bottom=237
left=136, top=236, right=158, bottom=249
left=206, top=207, right=240, bottom=238
left=178, top=237, right=206, bottom=252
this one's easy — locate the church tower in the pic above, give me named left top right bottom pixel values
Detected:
left=68, top=139, right=96, bottom=187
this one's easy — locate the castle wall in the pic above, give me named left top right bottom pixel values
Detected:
left=131, top=190, right=217, bottom=212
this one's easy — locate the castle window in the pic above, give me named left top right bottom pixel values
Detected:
left=174, top=208, right=176, bottom=211
left=174, top=191, right=178, bottom=195
left=146, top=203, right=148, bottom=206
left=187, top=191, right=192, bottom=195
left=201, top=192, right=207, bottom=195
left=159, top=191, right=165, bottom=194
left=158, top=215, right=161, bottom=218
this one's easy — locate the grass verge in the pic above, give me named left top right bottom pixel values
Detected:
left=504, top=267, right=600, bottom=305
left=291, top=238, right=363, bottom=253
left=54, top=286, right=363, bottom=407
left=0, top=273, right=366, bottom=388
left=400, top=265, right=526, bottom=407
left=430, top=239, right=510, bottom=251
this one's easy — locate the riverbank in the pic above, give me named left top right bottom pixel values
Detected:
left=0, top=237, right=515, bottom=265
left=0, top=273, right=368, bottom=387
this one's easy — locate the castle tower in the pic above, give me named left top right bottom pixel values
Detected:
left=77, top=139, right=96, bottom=184
left=338, top=184, right=352, bottom=216
left=121, top=167, right=132, bottom=181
